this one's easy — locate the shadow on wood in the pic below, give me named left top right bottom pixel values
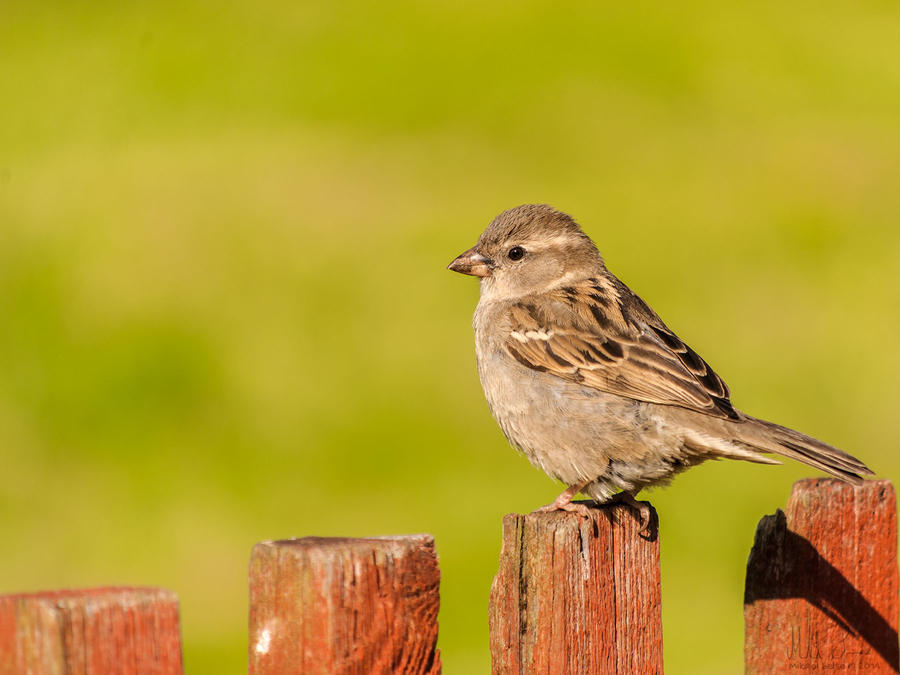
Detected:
left=745, top=479, right=899, bottom=674
left=489, top=501, right=662, bottom=674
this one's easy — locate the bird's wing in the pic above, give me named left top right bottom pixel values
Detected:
left=504, top=277, right=740, bottom=420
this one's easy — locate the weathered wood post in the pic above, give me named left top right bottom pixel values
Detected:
left=249, top=535, right=441, bottom=675
left=745, top=478, right=899, bottom=673
left=489, top=503, right=663, bottom=674
left=0, top=586, right=183, bottom=674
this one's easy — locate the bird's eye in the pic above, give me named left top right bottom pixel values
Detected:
left=507, top=246, right=526, bottom=261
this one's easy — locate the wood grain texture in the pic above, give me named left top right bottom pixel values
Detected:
left=0, top=586, right=183, bottom=675
left=489, top=504, right=662, bottom=674
left=745, top=478, right=899, bottom=674
left=249, top=535, right=441, bottom=675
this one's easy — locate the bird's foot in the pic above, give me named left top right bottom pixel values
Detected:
left=536, top=499, right=594, bottom=519
left=534, top=482, right=593, bottom=518
left=607, top=491, right=652, bottom=534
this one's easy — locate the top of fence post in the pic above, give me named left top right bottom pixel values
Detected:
left=0, top=586, right=183, bottom=675
left=249, top=534, right=441, bottom=675
left=489, top=502, right=662, bottom=674
left=745, top=478, right=899, bottom=674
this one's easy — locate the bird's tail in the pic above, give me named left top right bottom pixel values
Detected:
left=733, top=416, right=874, bottom=483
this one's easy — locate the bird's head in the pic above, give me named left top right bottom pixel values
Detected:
left=447, top=204, right=604, bottom=299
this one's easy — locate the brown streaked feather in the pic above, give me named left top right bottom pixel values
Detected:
left=504, top=278, right=740, bottom=420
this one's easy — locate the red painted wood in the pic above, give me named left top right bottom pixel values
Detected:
left=249, top=535, right=441, bottom=675
left=0, top=586, right=183, bottom=675
left=489, top=504, right=663, bottom=674
left=745, top=479, right=899, bottom=673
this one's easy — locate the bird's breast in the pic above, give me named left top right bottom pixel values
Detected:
left=473, top=299, right=644, bottom=485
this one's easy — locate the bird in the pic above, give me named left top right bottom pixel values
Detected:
left=447, top=204, right=873, bottom=530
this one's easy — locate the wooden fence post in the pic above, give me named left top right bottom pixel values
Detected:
left=745, top=478, right=899, bottom=673
left=489, top=503, right=662, bottom=674
left=0, top=586, right=183, bottom=675
left=249, top=535, right=441, bottom=675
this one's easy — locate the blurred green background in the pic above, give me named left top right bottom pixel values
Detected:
left=2, top=1, right=899, bottom=672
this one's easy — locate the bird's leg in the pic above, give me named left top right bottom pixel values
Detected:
left=607, top=491, right=652, bottom=534
left=535, top=481, right=593, bottom=518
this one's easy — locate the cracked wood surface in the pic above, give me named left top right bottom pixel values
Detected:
left=489, top=504, right=662, bottom=674
left=249, top=535, right=441, bottom=675
left=0, top=586, right=183, bottom=675
left=745, top=478, right=899, bottom=674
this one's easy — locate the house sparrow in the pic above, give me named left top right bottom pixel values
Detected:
left=448, top=204, right=872, bottom=528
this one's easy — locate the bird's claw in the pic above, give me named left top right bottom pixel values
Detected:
left=608, top=492, right=653, bottom=535
left=536, top=499, right=593, bottom=519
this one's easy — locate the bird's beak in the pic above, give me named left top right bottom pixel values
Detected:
left=447, top=247, right=494, bottom=278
